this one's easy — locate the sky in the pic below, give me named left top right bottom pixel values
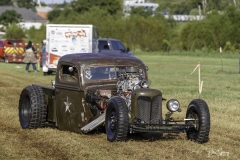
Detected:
left=40, top=0, right=72, bottom=4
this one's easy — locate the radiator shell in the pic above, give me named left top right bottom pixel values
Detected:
left=131, top=88, right=162, bottom=124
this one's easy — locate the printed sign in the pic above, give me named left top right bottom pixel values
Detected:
left=47, top=27, right=91, bottom=68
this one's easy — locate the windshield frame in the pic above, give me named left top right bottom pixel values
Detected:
left=83, top=65, right=145, bottom=81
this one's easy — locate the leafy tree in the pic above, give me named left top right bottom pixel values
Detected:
left=190, top=8, right=200, bottom=15
left=0, top=0, right=13, bottom=6
left=223, top=6, right=240, bottom=49
left=27, top=25, right=46, bottom=44
left=51, top=4, right=169, bottom=51
left=47, top=8, right=62, bottom=22
left=155, top=0, right=197, bottom=15
left=70, top=0, right=122, bottom=15
left=119, top=15, right=169, bottom=51
left=174, top=2, right=192, bottom=15
left=52, top=6, right=118, bottom=32
left=15, top=0, right=37, bottom=12
left=155, top=2, right=178, bottom=15
left=0, top=10, right=22, bottom=26
left=180, top=6, right=240, bottom=52
left=130, top=7, right=153, bottom=18
left=4, top=22, right=25, bottom=39
left=189, top=0, right=201, bottom=9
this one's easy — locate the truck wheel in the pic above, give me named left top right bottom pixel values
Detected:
left=186, top=99, right=210, bottom=143
left=19, top=85, right=47, bottom=129
left=43, top=71, right=53, bottom=76
left=105, top=97, right=128, bottom=142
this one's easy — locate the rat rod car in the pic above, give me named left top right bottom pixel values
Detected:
left=19, top=53, right=210, bottom=143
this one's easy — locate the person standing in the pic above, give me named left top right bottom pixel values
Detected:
left=23, top=41, right=37, bottom=73
left=41, top=40, right=47, bottom=68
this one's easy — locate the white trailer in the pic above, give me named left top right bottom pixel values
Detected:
left=43, top=24, right=98, bottom=75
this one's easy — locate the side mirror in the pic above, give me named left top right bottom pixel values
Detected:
left=145, top=66, right=149, bottom=71
left=69, top=67, right=74, bottom=72
left=126, top=48, right=130, bottom=52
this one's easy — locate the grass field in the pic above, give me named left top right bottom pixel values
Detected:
left=0, top=53, right=239, bottom=160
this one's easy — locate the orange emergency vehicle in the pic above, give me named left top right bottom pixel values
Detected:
left=0, top=39, right=25, bottom=63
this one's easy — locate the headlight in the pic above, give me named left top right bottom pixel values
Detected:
left=166, top=99, right=180, bottom=112
left=140, top=80, right=149, bottom=88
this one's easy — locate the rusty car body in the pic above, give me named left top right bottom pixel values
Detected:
left=18, top=53, right=210, bottom=143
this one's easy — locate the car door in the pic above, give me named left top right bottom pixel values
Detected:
left=55, top=64, right=92, bottom=133
left=111, top=40, right=126, bottom=53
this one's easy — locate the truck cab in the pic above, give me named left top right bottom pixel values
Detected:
left=98, top=38, right=133, bottom=55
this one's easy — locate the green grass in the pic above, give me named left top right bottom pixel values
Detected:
left=0, top=54, right=239, bottom=159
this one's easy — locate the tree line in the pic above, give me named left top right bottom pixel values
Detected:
left=1, top=0, right=240, bottom=53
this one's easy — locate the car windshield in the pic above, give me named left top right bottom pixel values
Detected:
left=84, top=66, right=143, bottom=80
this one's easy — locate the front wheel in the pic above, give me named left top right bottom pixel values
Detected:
left=105, top=97, right=129, bottom=142
left=19, top=85, right=47, bottom=129
left=186, top=99, right=210, bottom=143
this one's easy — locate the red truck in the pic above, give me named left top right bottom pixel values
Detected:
left=0, top=39, right=40, bottom=63
left=0, top=39, right=26, bottom=63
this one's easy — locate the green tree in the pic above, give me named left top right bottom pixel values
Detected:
left=0, top=0, right=13, bottom=6
left=52, top=6, right=118, bottom=34
left=179, top=6, right=240, bottom=52
left=27, top=25, right=46, bottom=44
left=4, top=22, right=25, bottom=39
left=174, top=2, right=192, bottom=15
left=70, top=0, right=122, bottom=15
left=15, top=0, right=37, bottom=11
left=51, top=4, right=169, bottom=51
left=130, top=7, right=153, bottom=18
left=47, top=8, right=62, bottom=22
left=120, top=15, right=169, bottom=51
left=0, top=10, right=22, bottom=26
left=155, top=2, right=178, bottom=15
left=206, top=0, right=228, bottom=12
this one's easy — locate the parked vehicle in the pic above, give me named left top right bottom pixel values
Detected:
left=0, top=39, right=25, bottom=63
left=18, top=52, right=210, bottom=143
left=44, top=24, right=98, bottom=75
left=0, top=39, right=40, bottom=63
left=98, top=38, right=133, bottom=55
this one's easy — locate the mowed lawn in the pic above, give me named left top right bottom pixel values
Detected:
left=0, top=53, right=239, bottom=160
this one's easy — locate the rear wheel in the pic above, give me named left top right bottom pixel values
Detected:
left=105, top=97, right=129, bottom=142
left=186, top=99, right=210, bottom=143
left=19, top=85, right=47, bottom=129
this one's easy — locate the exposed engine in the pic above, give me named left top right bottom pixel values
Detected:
left=116, top=67, right=149, bottom=110
left=117, top=67, right=148, bottom=94
left=85, top=67, right=148, bottom=115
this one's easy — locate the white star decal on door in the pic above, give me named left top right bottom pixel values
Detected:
left=64, top=96, right=72, bottom=113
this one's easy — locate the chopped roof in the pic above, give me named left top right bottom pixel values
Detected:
left=58, top=53, right=144, bottom=67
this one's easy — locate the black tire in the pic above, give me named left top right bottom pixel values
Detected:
left=19, top=85, right=47, bottom=129
left=186, top=99, right=210, bottom=143
left=105, top=97, right=129, bottom=142
left=43, top=71, right=53, bottom=76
